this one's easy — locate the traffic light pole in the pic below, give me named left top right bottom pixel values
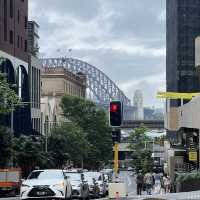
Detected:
left=109, top=101, right=122, bottom=181
left=114, top=141, right=119, bottom=179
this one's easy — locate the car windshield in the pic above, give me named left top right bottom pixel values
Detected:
left=28, top=170, right=63, bottom=180
left=84, top=172, right=102, bottom=181
left=65, top=173, right=81, bottom=181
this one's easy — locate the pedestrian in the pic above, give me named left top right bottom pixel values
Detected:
left=144, top=171, right=153, bottom=195
left=136, top=170, right=144, bottom=195
left=163, top=174, right=171, bottom=193
left=153, top=173, right=162, bottom=194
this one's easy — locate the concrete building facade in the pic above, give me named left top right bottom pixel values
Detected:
left=28, top=21, right=41, bottom=134
left=41, top=67, right=86, bottom=135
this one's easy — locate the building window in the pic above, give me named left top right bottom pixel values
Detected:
left=21, top=37, right=23, bottom=48
left=17, top=35, right=20, bottom=48
left=24, top=40, right=27, bottom=52
left=4, top=0, right=7, bottom=41
left=17, top=9, right=20, bottom=24
left=25, top=16, right=27, bottom=29
left=9, top=30, right=13, bottom=44
left=10, top=0, right=13, bottom=18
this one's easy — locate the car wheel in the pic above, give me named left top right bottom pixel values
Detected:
left=65, top=188, right=69, bottom=200
left=86, top=190, right=90, bottom=200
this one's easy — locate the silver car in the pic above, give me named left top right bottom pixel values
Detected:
left=64, top=172, right=89, bottom=200
left=84, top=172, right=100, bottom=198
left=84, top=172, right=107, bottom=197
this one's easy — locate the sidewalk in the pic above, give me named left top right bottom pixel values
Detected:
left=128, top=190, right=200, bottom=200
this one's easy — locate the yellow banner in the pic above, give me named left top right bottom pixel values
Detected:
left=114, top=143, right=119, bottom=176
left=189, top=151, right=197, bottom=161
left=157, top=92, right=200, bottom=99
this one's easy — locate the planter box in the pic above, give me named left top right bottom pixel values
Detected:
left=176, top=179, right=200, bottom=192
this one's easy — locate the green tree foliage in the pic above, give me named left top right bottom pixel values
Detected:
left=49, top=123, right=89, bottom=168
left=0, top=126, right=12, bottom=167
left=128, top=127, right=149, bottom=152
left=0, top=73, right=19, bottom=167
left=12, top=136, right=43, bottom=177
left=60, top=96, right=112, bottom=169
left=0, top=73, right=19, bottom=114
left=128, top=127, right=153, bottom=173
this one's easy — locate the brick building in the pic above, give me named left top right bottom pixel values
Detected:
left=0, top=0, right=31, bottom=136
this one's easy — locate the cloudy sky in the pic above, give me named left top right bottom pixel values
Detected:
left=29, top=0, right=166, bottom=108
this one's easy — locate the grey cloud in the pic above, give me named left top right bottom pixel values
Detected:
left=30, top=0, right=166, bottom=107
left=30, top=0, right=100, bottom=21
left=108, top=0, right=166, bottom=44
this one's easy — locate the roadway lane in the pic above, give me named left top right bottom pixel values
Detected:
left=118, top=170, right=137, bottom=196
left=0, top=197, right=19, bottom=200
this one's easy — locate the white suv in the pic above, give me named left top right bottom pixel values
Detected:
left=20, top=169, right=72, bottom=200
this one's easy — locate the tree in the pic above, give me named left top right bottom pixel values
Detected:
left=0, top=73, right=19, bottom=114
left=12, top=136, right=43, bottom=177
left=49, top=123, right=89, bottom=168
left=128, top=127, right=153, bottom=173
left=0, top=126, right=12, bottom=167
left=60, top=96, right=112, bottom=169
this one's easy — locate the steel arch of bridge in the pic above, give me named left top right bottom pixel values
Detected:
left=41, top=57, right=131, bottom=105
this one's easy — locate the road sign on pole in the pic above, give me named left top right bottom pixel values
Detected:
left=189, top=151, right=197, bottom=161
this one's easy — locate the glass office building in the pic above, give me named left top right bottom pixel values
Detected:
left=166, top=0, right=200, bottom=106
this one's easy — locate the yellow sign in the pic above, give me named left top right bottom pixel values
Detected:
left=156, top=92, right=200, bottom=100
left=189, top=151, right=197, bottom=161
left=114, top=143, right=119, bottom=176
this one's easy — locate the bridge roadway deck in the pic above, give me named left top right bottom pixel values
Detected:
left=121, top=120, right=164, bottom=129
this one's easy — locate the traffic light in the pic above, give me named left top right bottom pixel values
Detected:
left=112, top=130, right=121, bottom=143
left=109, top=101, right=123, bottom=127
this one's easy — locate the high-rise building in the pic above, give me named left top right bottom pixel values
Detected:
left=28, top=21, right=42, bottom=135
left=28, top=21, right=40, bottom=57
left=166, top=0, right=200, bottom=107
left=133, top=90, right=144, bottom=120
left=0, top=0, right=31, bottom=136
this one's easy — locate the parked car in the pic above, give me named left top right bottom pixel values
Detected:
left=84, top=172, right=107, bottom=197
left=84, top=172, right=100, bottom=198
left=20, top=169, right=72, bottom=200
left=64, top=172, right=89, bottom=199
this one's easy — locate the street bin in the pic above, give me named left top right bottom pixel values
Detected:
left=108, top=182, right=127, bottom=199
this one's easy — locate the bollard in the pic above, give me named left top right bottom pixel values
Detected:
left=115, top=192, right=119, bottom=200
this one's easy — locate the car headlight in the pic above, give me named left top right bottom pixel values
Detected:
left=53, top=181, right=65, bottom=189
left=21, top=184, right=30, bottom=189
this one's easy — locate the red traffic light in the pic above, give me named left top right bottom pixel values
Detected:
left=109, top=101, right=123, bottom=127
left=110, top=103, right=118, bottom=112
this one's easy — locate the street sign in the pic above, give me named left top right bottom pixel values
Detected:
left=156, top=91, right=199, bottom=99
left=189, top=151, right=197, bottom=161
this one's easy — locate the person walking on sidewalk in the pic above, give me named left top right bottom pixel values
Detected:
left=136, top=170, right=144, bottom=195
left=144, top=171, right=153, bottom=195
left=163, top=174, right=171, bottom=193
left=153, top=173, right=162, bottom=194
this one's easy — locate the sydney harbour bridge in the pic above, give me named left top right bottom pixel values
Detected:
left=42, top=57, right=135, bottom=120
left=41, top=57, right=164, bottom=128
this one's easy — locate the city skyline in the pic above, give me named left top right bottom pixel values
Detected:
left=29, top=0, right=166, bottom=107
